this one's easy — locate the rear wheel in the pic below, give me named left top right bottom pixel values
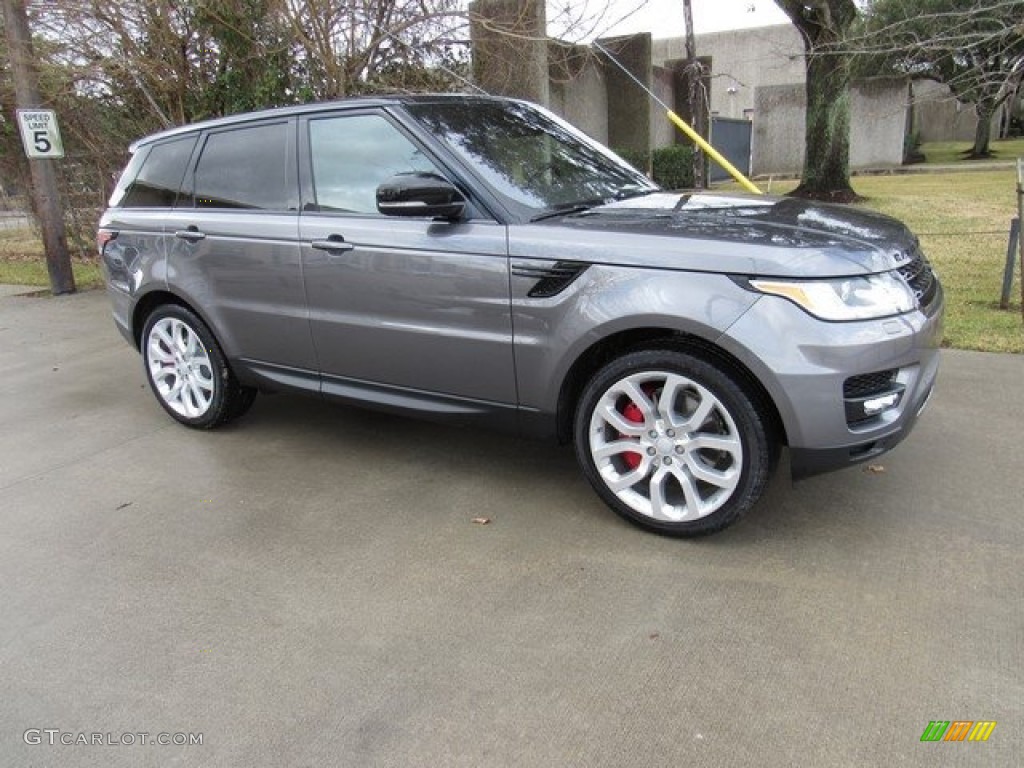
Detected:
left=574, top=349, right=776, bottom=536
left=142, top=304, right=256, bottom=429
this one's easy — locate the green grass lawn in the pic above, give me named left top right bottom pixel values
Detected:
left=919, top=137, right=1024, bottom=165
left=0, top=226, right=103, bottom=289
left=3, top=170, right=1023, bottom=352
left=858, top=171, right=1022, bottom=354
left=739, top=170, right=1022, bottom=353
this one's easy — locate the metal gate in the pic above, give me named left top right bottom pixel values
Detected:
left=708, top=117, right=752, bottom=184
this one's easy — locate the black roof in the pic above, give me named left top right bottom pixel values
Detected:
left=130, top=93, right=515, bottom=151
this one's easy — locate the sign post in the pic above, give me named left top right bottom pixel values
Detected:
left=2, top=0, right=74, bottom=294
left=1018, top=159, right=1023, bottom=323
left=16, top=109, right=65, bottom=159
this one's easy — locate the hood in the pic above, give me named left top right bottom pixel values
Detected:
left=509, top=192, right=920, bottom=277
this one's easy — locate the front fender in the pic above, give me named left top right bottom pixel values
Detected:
left=512, top=266, right=759, bottom=412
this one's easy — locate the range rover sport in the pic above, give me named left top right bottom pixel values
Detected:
left=99, top=95, right=943, bottom=536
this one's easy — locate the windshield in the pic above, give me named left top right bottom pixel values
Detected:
left=405, top=99, right=658, bottom=220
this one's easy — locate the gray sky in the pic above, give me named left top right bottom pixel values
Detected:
left=550, top=0, right=790, bottom=41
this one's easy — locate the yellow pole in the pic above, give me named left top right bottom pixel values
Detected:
left=666, top=110, right=762, bottom=195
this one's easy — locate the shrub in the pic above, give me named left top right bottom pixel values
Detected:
left=613, top=148, right=651, bottom=176
left=651, top=145, right=694, bottom=190
left=612, top=145, right=695, bottom=189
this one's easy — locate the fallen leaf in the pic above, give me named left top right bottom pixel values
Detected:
left=115, top=501, right=133, bottom=511
left=471, top=517, right=491, bottom=525
left=864, top=464, right=886, bottom=474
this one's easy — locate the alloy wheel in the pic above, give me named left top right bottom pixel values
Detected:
left=146, top=317, right=216, bottom=419
left=587, top=371, right=744, bottom=522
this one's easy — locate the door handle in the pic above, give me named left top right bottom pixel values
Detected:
left=174, top=227, right=206, bottom=243
left=311, top=236, right=355, bottom=254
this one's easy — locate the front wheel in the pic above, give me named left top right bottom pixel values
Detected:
left=141, top=304, right=256, bottom=429
left=574, top=349, right=776, bottom=537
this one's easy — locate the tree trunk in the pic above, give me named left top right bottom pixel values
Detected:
left=1, top=0, right=75, bottom=294
left=970, top=103, right=994, bottom=158
left=794, top=47, right=859, bottom=202
left=776, top=0, right=860, bottom=202
left=683, top=0, right=707, bottom=188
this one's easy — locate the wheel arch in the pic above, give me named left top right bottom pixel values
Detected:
left=131, top=290, right=208, bottom=350
left=556, top=328, right=788, bottom=448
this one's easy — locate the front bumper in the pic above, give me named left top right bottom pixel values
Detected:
left=787, top=354, right=937, bottom=478
left=720, top=283, right=944, bottom=479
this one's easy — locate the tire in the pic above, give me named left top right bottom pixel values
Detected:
left=141, top=304, right=256, bottom=429
left=573, top=349, right=776, bottom=537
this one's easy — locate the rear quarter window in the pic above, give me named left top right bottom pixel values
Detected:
left=110, top=135, right=198, bottom=208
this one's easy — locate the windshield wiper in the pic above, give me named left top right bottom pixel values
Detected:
left=613, top=185, right=658, bottom=201
left=529, top=203, right=596, bottom=223
left=529, top=187, right=656, bottom=222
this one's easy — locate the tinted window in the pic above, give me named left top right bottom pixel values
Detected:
left=308, top=114, right=440, bottom=214
left=114, top=136, right=197, bottom=208
left=193, top=122, right=291, bottom=210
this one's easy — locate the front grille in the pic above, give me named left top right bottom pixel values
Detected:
left=897, top=252, right=938, bottom=307
left=844, top=370, right=897, bottom=400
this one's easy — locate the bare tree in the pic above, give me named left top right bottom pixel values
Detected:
left=2, top=0, right=479, bottom=257
left=858, top=0, right=1024, bottom=158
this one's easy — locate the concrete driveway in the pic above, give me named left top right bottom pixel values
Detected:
left=1, top=289, right=1021, bottom=767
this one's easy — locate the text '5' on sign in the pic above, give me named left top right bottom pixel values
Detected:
left=16, top=109, right=65, bottom=159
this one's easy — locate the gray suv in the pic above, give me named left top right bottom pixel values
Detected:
left=99, top=95, right=943, bottom=536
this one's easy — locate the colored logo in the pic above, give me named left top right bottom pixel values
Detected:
left=920, top=721, right=996, bottom=742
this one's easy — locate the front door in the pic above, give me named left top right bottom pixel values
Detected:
left=298, top=111, right=515, bottom=405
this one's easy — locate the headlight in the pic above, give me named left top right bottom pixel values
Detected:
left=749, top=272, right=916, bottom=321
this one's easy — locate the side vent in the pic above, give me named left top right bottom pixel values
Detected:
left=512, top=261, right=590, bottom=298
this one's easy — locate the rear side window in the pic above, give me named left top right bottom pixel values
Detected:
left=192, top=122, right=292, bottom=210
left=111, top=136, right=197, bottom=208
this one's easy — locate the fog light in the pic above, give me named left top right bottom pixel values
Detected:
left=863, top=392, right=901, bottom=415
left=844, top=383, right=905, bottom=426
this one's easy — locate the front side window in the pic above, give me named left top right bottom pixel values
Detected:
left=308, top=114, right=441, bottom=214
left=193, top=122, right=291, bottom=210
left=112, top=135, right=197, bottom=208
left=405, top=100, right=656, bottom=218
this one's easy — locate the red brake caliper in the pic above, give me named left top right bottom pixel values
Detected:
left=620, top=384, right=658, bottom=470
left=621, top=402, right=645, bottom=469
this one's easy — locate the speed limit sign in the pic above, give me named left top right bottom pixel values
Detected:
left=16, top=109, right=65, bottom=159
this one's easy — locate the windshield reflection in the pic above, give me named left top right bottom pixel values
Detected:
left=406, top=100, right=657, bottom=218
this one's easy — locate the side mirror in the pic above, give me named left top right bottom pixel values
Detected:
left=376, top=173, right=466, bottom=220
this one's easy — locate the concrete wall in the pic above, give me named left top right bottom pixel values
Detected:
left=597, top=34, right=653, bottom=154
left=752, top=84, right=804, bottom=176
left=470, top=10, right=922, bottom=176
left=549, top=47, right=609, bottom=144
left=912, top=79, right=1001, bottom=143
left=651, top=67, right=676, bottom=149
left=653, top=25, right=804, bottom=121
left=753, top=79, right=909, bottom=175
left=852, top=79, right=910, bottom=169
left=469, top=0, right=549, bottom=105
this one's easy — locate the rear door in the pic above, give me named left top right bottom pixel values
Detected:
left=297, top=110, right=515, bottom=406
left=164, top=118, right=316, bottom=376
left=102, top=136, right=198, bottom=327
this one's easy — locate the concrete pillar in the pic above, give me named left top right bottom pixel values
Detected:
left=596, top=34, right=652, bottom=157
left=469, top=0, right=549, bottom=106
